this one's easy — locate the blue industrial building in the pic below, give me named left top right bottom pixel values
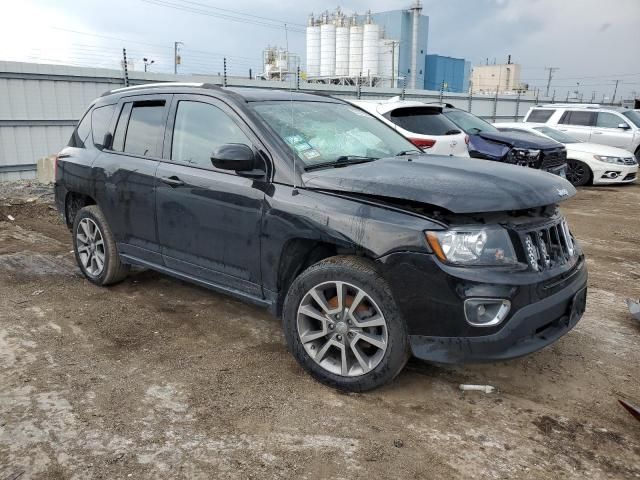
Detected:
left=424, top=54, right=470, bottom=93
left=362, top=9, right=429, bottom=89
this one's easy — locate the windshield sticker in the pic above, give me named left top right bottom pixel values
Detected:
left=301, top=149, right=321, bottom=160
left=284, top=135, right=321, bottom=159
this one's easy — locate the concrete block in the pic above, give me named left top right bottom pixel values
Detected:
left=37, top=155, right=56, bottom=184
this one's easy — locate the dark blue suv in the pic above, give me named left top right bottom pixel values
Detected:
left=442, top=106, right=568, bottom=177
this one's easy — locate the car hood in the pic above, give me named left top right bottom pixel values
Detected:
left=477, top=130, right=560, bottom=149
left=567, top=142, right=635, bottom=157
left=301, top=155, right=576, bottom=214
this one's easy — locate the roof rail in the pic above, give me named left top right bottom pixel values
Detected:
left=101, top=82, right=221, bottom=97
left=538, top=103, right=601, bottom=108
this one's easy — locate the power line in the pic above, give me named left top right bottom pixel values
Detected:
left=162, top=0, right=305, bottom=27
left=138, top=0, right=305, bottom=33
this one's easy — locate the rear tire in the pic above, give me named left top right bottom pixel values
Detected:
left=73, top=205, right=129, bottom=286
left=566, top=159, right=591, bottom=186
left=282, top=256, right=409, bottom=392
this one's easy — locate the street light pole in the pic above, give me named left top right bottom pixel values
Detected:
left=143, top=58, right=155, bottom=73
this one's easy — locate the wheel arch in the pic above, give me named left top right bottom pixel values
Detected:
left=64, top=191, right=97, bottom=229
left=275, top=238, right=366, bottom=317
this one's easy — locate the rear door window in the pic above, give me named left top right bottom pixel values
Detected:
left=123, top=101, right=167, bottom=157
left=596, top=112, right=627, bottom=129
left=111, top=103, right=132, bottom=152
left=526, top=109, right=555, bottom=123
left=91, top=104, right=116, bottom=148
left=388, top=107, right=460, bottom=135
left=559, top=110, right=594, bottom=126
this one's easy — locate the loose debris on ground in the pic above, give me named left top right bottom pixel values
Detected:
left=1, top=181, right=639, bottom=479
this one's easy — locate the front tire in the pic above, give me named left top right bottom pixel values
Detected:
left=73, top=205, right=129, bottom=286
left=282, top=256, right=409, bottom=392
left=566, top=159, right=591, bottom=186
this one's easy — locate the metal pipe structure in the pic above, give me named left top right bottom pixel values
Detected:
left=409, top=0, right=422, bottom=89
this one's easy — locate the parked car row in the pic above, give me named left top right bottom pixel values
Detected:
left=493, top=123, right=638, bottom=186
left=351, top=97, right=638, bottom=187
left=55, top=83, right=587, bottom=392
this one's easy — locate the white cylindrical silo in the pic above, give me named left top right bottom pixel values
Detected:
left=348, top=24, right=363, bottom=77
left=362, top=23, right=380, bottom=77
left=320, top=23, right=336, bottom=77
left=335, top=25, right=350, bottom=76
left=306, top=24, right=321, bottom=77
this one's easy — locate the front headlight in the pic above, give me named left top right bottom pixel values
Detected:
left=426, top=226, right=518, bottom=266
left=513, top=148, right=541, bottom=159
left=594, top=155, right=626, bottom=164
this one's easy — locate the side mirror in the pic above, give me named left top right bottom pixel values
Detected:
left=101, top=132, right=113, bottom=150
left=211, top=144, right=256, bottom=171
left=618, top=123, right=631, bottom=130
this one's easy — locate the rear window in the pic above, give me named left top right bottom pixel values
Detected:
left=123, top=101, right=166, bottom=157
left=69, top=112, right=91, bottom=148
left=388, top=107, right=460, bottom=136
left=559, top=110, right=594, bottom=126
left=526, top=109, right=555, bottom=123
left=91, top=104, right=116, bottom=149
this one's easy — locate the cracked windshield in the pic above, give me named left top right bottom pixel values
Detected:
left=252, top=101, right=415, bottom=167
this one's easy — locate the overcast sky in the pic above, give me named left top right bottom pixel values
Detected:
left=1, top=0, right=639, bottom=99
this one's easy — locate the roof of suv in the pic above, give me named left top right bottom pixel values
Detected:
left=101, top=82, right=341, bottom=103
left=533, top=104, right=628, bottom=112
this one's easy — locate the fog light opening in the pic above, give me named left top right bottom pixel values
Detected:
left=603, top=171, right=620, bottom=179
left=464, top=299, right=511, bottom=327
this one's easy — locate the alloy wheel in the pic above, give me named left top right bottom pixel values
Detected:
left=297, top=281, right=388, bottom=377
left=566, top=160, right=587, bottom=186
left=76, top=218, right=106, bottom=277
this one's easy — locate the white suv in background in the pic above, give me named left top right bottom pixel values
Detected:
left=347, top=99, right=470, bottom=157
left=523, top=104, right=640, bottom=161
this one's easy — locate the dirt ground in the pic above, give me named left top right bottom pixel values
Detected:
left=0, top=180, right=639, bottom=480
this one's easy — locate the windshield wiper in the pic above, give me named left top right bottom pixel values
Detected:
left=395, top=149, right=422, bottom=156
left=304, top=156, right=378, bottom=171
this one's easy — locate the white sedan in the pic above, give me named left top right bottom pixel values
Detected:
left=347, top=99, right=470, bottom=157
left=494, top=122, right=638, bottom=186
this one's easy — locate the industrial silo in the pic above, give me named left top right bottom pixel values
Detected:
left=320, top=15, right=336, bottom=77
left=306, top=14, right=321, bottom=77
left=362, top=18, right=380, bottom=77
left=348, top=14, right=363, bottom=77
left=335, top=17, right=350, bottom=77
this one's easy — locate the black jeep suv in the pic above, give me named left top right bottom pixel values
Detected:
left=54, top=83, right=587, bottom=391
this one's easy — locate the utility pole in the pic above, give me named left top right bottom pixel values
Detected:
left=390, top=40, right=399, bottom=88
left=545, top=67, right=559, bottom=97
left=612, top=80, right=620, bottom=104
left=174, top=41, right=183, bottom=74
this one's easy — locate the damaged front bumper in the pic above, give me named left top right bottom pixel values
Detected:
left=379, top=251, right=588, bottom=364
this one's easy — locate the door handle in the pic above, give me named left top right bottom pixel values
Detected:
left=592, top=131, right=603, bottom=135
left=161, top=176, right=185, bottom=187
